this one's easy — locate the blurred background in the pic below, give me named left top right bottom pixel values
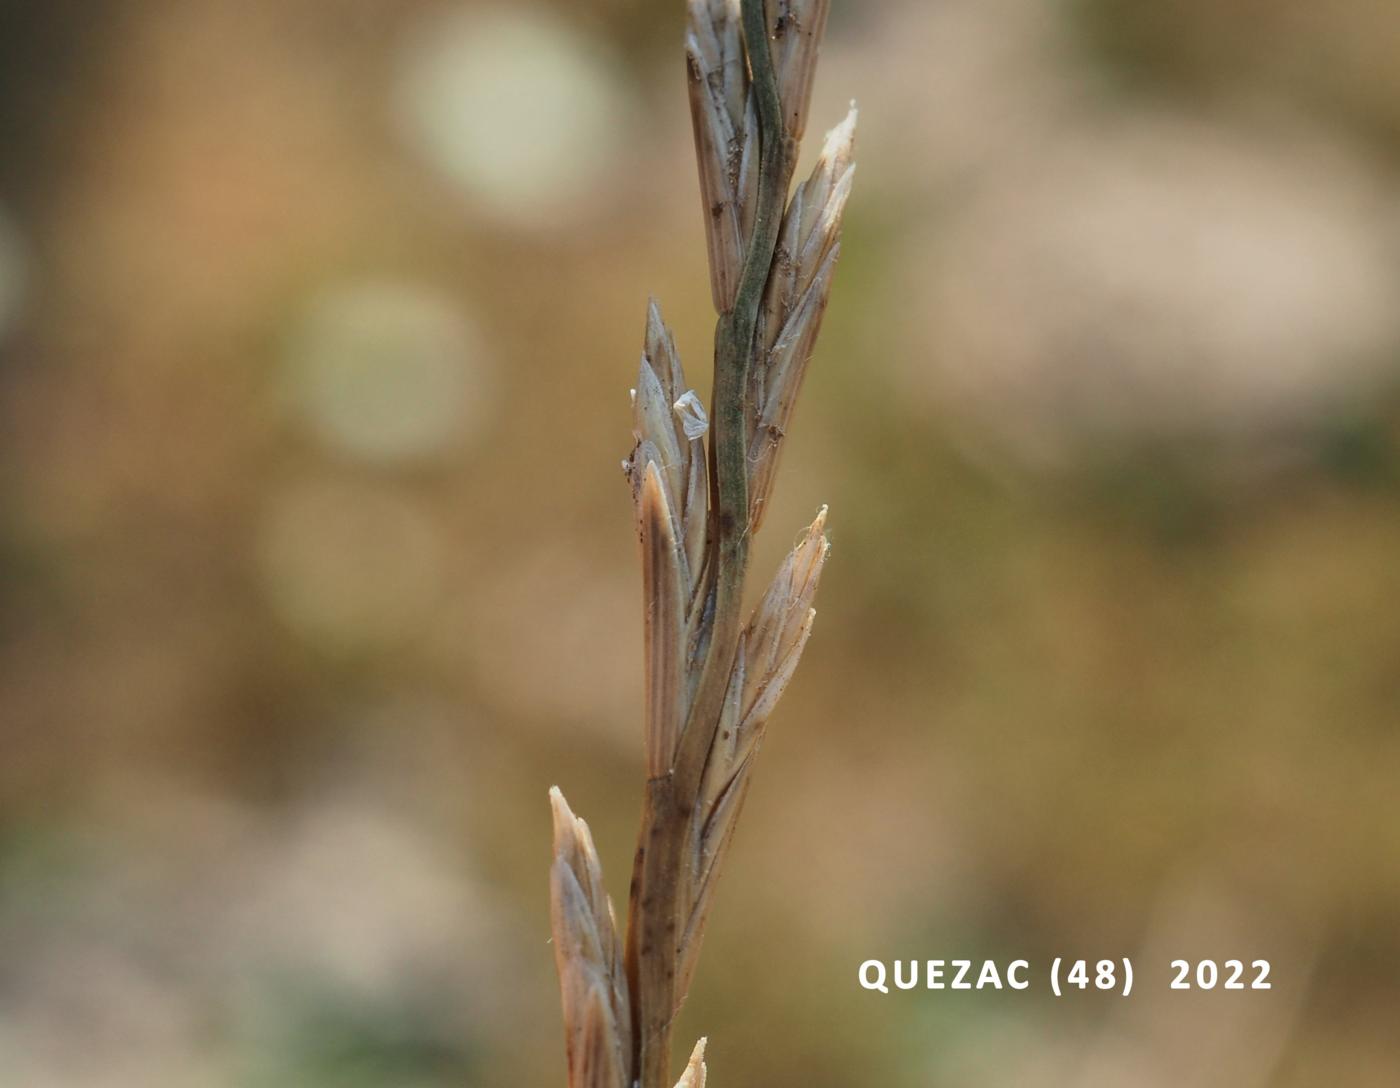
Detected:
left=2, top=0, right=1399, bottom=1084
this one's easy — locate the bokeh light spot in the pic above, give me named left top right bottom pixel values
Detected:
left=284, top=280, right=491, bottom=465
left=901, top=115, right=1400, bottom=467
left=393, top=5, right=630, bottom=228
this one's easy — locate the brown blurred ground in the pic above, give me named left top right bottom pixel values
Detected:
left=1, top=1, right=1399, bottom=1085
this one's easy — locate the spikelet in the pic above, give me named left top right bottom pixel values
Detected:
left=676, top=509, right=830, bottom=998
left=628, top=300, right=708, bottom=581
left=686, top=0, right=759, bottom=313
left=747, top=109, right=856, bottom=532
left=766, top=0, right=831, bottom=141
left=674, top=1039, right=708, bottom=1088
left=626, top=301, right=710, bottom=776
left=550, top=788, right=631, bottom=1088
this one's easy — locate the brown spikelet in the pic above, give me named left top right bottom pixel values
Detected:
left=639, top=466, right=687, bottom=777
left=686, top=0, right=759, bottom=313
left=550, top=788, right=630, bottom=1088
left=572, top=991, right=628, bottom=1088
left=676, top=509, right=829, bottom=998
left=748, top=110, right=856, bottom=531
left=766, top=0, right=831, bottom=141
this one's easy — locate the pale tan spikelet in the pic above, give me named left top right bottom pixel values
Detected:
left=625, top=302, right=711, bottom=774
left=675, top=1039, right=708, bottom=1088
left=686, top=0, right=759, bottom=313
left=628, top=300, right=708, bottom=584
left=765, top=0, right=831, bottom=141
left=748, top=109, right=856, bottom=531
left=675, top=509, right=829, bottom=997
left=728, top=506, right=826, bottom=734
left=702, top=506, right=827, bottom=835
left=550, top=788, right=631, bottom=1088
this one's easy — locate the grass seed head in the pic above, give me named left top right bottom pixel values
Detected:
left=549, top=788, right=631, bottom=1088
left=554, top=3, right=851, bottom=1083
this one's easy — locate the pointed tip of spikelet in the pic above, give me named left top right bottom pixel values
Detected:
left=675, top=1037, right=708, bottom=1088
left=549, top=787, right=584, bottom=856
left=787, top=509, right=829, bottom=602
left=645, top=297, right=667, bottom=345
left=801, top=506, right=830, bottom=563
left=820, top=109, right=857, bottom=169
left=548, top=792, right=571, bottom=863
